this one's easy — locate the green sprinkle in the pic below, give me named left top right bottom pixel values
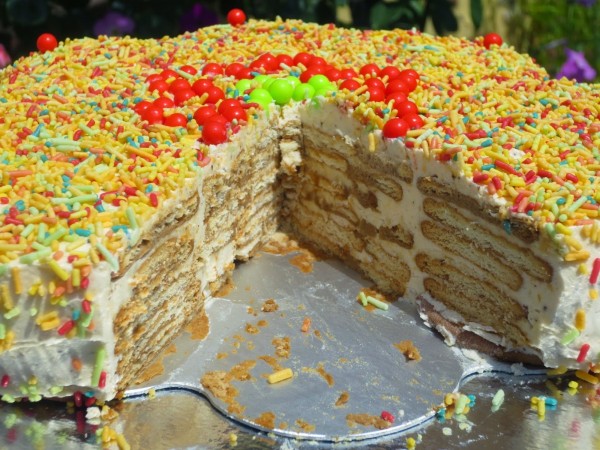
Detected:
left=80, top=304, right=94, bottom=328
left=359, top=292, right=368, bottom=306
left=19, top=248, right=52, bottom=264
left=366, top=296, right=389, bottom=311
left=455, top=394, right=470, bottom=414
left=20, top=224, right=35, bottom=238
left=568, top=195, right=588, bottom=213
left=4, top=413, right=18, bottom=428
left=126, top=206, right=138, bottom=229
left=491, top=389, right=505, bottom=411
left=1, top=394, right=15, bottom=403
left=91, top=346, right=106, bottom=387
left=561, top=328, right=580, bottom=345
left=49, top=386, right=63, bottom=395
left=50, top=194, right=98, bottom=206
left=29, top=307, right=38, bottom=317
left=0, top=264, right=7, bottom=277
left=0, top=324, right=5, bottom=339
left=4, top=307, right=21, bottom=320
left=96, top=242, right=119, bottom=272
left=42, top=227, right=68, bottom=246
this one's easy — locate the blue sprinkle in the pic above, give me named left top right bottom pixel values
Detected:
left=481, top=139, right=493, bottom=147
left=481, top=164, right=495, bottom=171
left=556, top=197, right=566, bottom=205
left=74, top=229, right=91, bottom=237
left=72, top=310, right=81, bottom=321
left=503, top=220, right=512, bottom=235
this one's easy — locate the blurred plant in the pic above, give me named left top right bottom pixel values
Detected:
left=506, top=0, right=599, bottom=82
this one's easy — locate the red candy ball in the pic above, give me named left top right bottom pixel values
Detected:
left=225, top=63, right=245, bottom=77
left=148, top=79, right=169, bottom=94
left=403, top=113, right=424, bottom=129
left=339, top=68, right=358, bottom=80
left=179, top=65, right=198, bottom=76
left=293, top=52, right=314, bottom=67
left=193, top=105, right=217, bottom=126
left=202, top=118, right=228, bottom=145
left=359, top=63, right=380, bottom=78
left=276, top=54, right=294, bottom=68
left=324, top=68, right=341, bottom=82
left=168, top=78, right=192, bottom=93
left=153, top=96, right=175, bottom=109
left=204, top=85, right=225, bottom=104
left=202, top=63, right=224, bottom=77
left=382, top=118, right=409, bottom=139
left=192, top=78, right=214, bottom=96
left=386, top=79, right=411, bottom=95
left=367, top=86, right=386, bottom=102
left=364, top=78, right=385, bottom=91
left=134, top=100, right=153, bottom=115
left=386, top=91, right=408, bottom=107
left=164, top=113, right=188, bottom=127
left=394, top=100, right=419, bottom=117
left=340, top=79, right=360, bottom=91
left=141, top=106, right=164, bottom=124
left=227, top=8, right=246, bottom=26
left=379, top=66, right=401, bottom=81
left=160, top=69, right=179, bottom=81
left=173, top=89, right=196, bottom=105
left=37, top=33, right=58, bottom=53
left=483, top=33, right=503, bottom=49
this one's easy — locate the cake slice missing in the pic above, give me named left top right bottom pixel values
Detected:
left=0, top=18, right=599, bottom=404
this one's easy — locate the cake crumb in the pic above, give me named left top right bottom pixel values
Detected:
left=272, top=336, right=290, bottom=358
left=245, top=323, right=260, bottom=334
left=395, top=340, right=422, bottom=362
left=335, top=391, right=350, bottom=407
left=346, top=413, right=391, bottom=430
left=295, top=419, right=316, bottom=432
left=261, top=299, right=279, bottom=312
left=184, top=310, right=210, bottom=340
left=254, top=411, right=276, bottom=429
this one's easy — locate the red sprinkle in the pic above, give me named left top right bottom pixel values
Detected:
left=381, top=411, right=395, bottom=423
left=73, top=391, right=83, bottom=408
left=1, top=374, right=10, bottom=388
left=149, top=192, right=159, bottom=207
left=577, top=343, right=591, bottom=363
left=57, top=320, right=75, bottom=336
left=82, top=299, right=92, bottom=314
left=99, top=371, right=107, bottom=389
left=590, top=258, right=600, bottom=284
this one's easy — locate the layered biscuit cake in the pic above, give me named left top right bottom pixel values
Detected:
left=0, top=17, right=599, bottom=403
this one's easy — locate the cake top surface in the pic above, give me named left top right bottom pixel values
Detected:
left=0, top=17, right=599, bottom=281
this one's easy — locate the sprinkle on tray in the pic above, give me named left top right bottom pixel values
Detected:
left=267, top=368, right=294, bottom=384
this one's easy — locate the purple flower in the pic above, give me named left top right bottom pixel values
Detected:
left=93, top=11, right=135, bottom=37
left=556, top=48, right=597, bottom=82
left=180, top=3, right=219, bottom=33
left=573, top=0, right=596, bottom=6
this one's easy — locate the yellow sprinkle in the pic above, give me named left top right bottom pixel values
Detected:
left=575, top=370, right=599, bottom=384
left=0, top=284, right=13, bottom=311
left=47, top=259, right=70, bottom=281
left=547, top=366, right=568, bottom=376
left=590, top=288, right=598, bottom=300
left=11, top=267, right=22, bottom=295
left=575, top=309, right=586, bottom=331
left=39, top=317, right=60, bottom=331
left=267, top=368, right=293, bottom=384
left=564, top=250, right=590, bottom=262
left=368, top=132, right=376, bottom=152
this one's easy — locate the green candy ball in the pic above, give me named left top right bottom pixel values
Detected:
left=308, top=74, right=330, bottom=90
left=235, top=79, right=252, bottom=95
left=249, top=88, right=274, bottom=106
left=261, top=76, right=275, bottom=89
left=253, top=75, right=270, bottom=87
left=268, top=79, right=294, bottom=105
left=292, top=83, right=316, bottom=101
left=285, top=75, right=301, bottom=89
left=314, top=83, right=338, bottom=98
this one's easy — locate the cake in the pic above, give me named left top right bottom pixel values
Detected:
left=0, top=15, right=599, bottom=404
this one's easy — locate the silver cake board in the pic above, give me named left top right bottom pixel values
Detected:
left=126, top=250, right=548, bottom=443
